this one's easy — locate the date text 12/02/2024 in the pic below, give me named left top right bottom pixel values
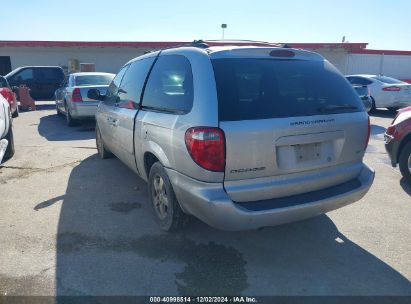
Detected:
left=149, top=297, right=257, bottom=303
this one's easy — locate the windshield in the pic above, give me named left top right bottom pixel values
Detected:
left=212, top=58, right=361, bottom=121
left=372, top=76, right=405, bottom=84
left=74, top=74, right=114, bottom=86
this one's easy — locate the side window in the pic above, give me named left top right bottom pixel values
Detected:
left=347, top=77, right=360, bottom=85
left=117, top=57, right=155, bottom=109
left=346, top=77, right=354, bottom=84
left=104, top=65, right=129, bottom=105
left=36, top=68, right=64, bottom=82
left=13, top=68, right=34, bottom=82
left=0, top=76, right=8, bottom=88
left=362, top=78, right=373, bottom=85
left=142, top=55, right=193, bottom=113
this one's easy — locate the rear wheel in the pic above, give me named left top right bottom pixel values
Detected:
left=4, top=124, right=15, bottom=159
left=399, top=141, right=411, bottom=183
left=56, top=103, right=63, bottom=116
left=96, top=125, right=112, bottom=159
left=65, top=102, right=77, bottom=127
left=148, top=162, right=188, bottom=231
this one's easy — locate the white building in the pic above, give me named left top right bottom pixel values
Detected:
left=1, top=41, right=411, bottom=81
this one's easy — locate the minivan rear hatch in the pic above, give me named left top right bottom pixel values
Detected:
left=211, top=48, right=368, bottom=203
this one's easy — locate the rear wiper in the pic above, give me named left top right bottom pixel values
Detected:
left=318, top=104, right=358, bottom=113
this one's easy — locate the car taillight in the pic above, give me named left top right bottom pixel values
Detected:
left=382, top=86, right=401, bottom=92
left=365, top=116, right=371, bottom=150
left=72, top=88, right=83, bottom=102
left=185, top=127, right=225, bottom=172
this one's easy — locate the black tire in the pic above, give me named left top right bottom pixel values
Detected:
left=4, top=124, right=15, bottom=159
left=96, top=125, right=113, bottom=159
left=56, top=103, right=63, bottom=116
left=12, top=108, right=19, bottom=118
left=65, top=102, right=77, bottom=127
left=370, top=97, right=377, bottom=113
left=399, top=141, right=411, bottom=183
left=387, top=107, right=398, bottom=114
left=148, top=162, right=188, bottom=231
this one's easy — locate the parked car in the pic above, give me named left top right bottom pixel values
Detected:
left=346, top=75, right=411, bottom=112
left=0, top=94, right=14, bottom=163
left=55, top=72, right=115, bottom=126
left=6, top=66, right=65, bottom=100
left=353, top=85, right=372, bottom=112
left=0, top=75, right=18, bottom=117
left=88, top=44, right=374, bottom=231
left=385, top=106, right=411, bottom=182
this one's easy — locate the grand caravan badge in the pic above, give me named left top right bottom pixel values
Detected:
left=290, top=118, right=335, bottom=126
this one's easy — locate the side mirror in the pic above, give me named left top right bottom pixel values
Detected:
left=87, top=88, right=105, bottom=101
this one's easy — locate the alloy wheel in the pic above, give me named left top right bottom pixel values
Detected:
left=151, top=174, right=169, bottom=220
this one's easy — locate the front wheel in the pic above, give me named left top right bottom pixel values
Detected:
left=4, top=124, right=15, bottom=159
left=148, top=162, right=188, bottom=231
left=399, top=141, right=411, bottom=183
left=96, top=125, right=113, bottom=159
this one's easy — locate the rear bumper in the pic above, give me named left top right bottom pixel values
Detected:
left=167, top=164, right=375, bottom=231
left=70, top=102, right=99, bottom=119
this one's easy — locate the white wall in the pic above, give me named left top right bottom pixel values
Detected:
left=315, top=49, right=349, bottom=74
left=347, top=53, right=411, bottom=79
left=0, top=46, right=152, bottom=74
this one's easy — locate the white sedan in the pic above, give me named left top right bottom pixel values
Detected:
left=0, top=94, right=14, bottom=163
left=346, top=74, right=411, bottom=111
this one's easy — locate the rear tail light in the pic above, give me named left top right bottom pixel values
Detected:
left=72, top=88, right=83, bottom=102
left=382, top=86, right=401, bottom=92
left=185, top=127, right=225, bottom=172
left=365, top=116, right=371, bottom=150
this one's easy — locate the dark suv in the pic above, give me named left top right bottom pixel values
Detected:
left=6, top=66, right=65, bottom=100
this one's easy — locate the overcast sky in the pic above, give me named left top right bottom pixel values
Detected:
left=2, top=0, right=411, bottom=50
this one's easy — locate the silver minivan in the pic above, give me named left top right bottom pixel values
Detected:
left=90, top=43, right=375, bottom=231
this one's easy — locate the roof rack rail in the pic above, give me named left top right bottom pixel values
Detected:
left=204, top=39, right=281, bottom=47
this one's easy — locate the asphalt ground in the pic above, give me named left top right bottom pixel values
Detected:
left=0, top=102, right=410, bottom=297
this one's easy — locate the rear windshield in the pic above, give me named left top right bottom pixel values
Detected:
left=212, top=59, right=361, bottom=121
left=75, top=75, right=114, bottom=86
left=371, top=76, right=404, bottom=84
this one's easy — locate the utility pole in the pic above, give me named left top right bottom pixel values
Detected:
left=221, top=24, right=227, bottom=40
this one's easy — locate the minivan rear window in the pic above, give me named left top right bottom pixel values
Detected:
left=212, top=59, right=361, bottom=121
